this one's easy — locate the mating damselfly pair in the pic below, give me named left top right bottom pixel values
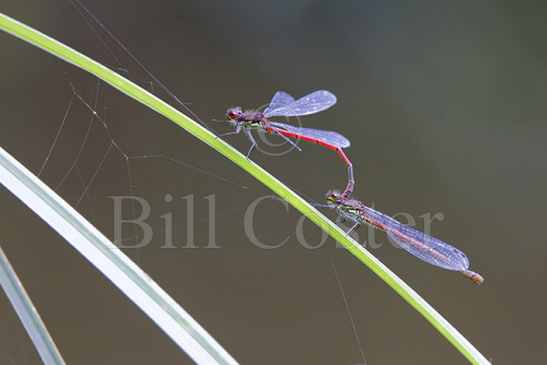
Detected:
left=216, top=90, right=483, bottom=284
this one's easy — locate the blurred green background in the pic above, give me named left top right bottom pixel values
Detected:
left=1, top=1, right=546, bottom=364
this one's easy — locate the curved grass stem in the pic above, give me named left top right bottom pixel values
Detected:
left=0, top=12, right=489, bottom=364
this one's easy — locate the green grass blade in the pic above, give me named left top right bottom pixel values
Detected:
left=0, top=246, right=66, bottom=365
left=0, top=12, right=489, bottom=364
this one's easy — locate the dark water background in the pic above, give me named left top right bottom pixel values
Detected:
left=1, top=1, right=546, bottom=364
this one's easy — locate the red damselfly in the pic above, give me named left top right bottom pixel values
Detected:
left=216, top=91, right=354, bottom=198
left=315, top=189, right=484, bottom=284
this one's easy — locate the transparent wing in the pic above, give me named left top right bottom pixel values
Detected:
left=264, top=90, right=337, bottom=117
left=363, top=207, right=470, bottom=271
left=287, top=90, right=337, bottom=116
left=269, top=121, right=350, bottom=148
left=263, top=91, right=297, bottom=117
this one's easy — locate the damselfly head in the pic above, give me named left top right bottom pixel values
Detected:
left=325, top=189, right=342, bottom=204
left=226, top=107, right=242, bottom=121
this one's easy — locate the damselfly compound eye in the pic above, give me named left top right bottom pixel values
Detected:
left=226, top=109, right=239, bottom=120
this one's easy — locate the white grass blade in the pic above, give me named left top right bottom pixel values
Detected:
left=0, top=145, right=238, bottom=365
left=0, top=246, right=66, bottom=365
left=0, top=12, right=489, bottom=364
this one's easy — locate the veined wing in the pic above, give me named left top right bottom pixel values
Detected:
left=286, top=90, right=337, bottom=116
left=265, top=90, right=337, bottom=117
left=263, top=91, right=297, bottom=117
left=362, top=206, right=470, bottom=271
left=269, top=121, right=350, bottom=148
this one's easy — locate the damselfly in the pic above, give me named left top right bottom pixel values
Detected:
left=315, top=189, right=484, bottom=284
left=216, top=91, right=354, bottom=198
